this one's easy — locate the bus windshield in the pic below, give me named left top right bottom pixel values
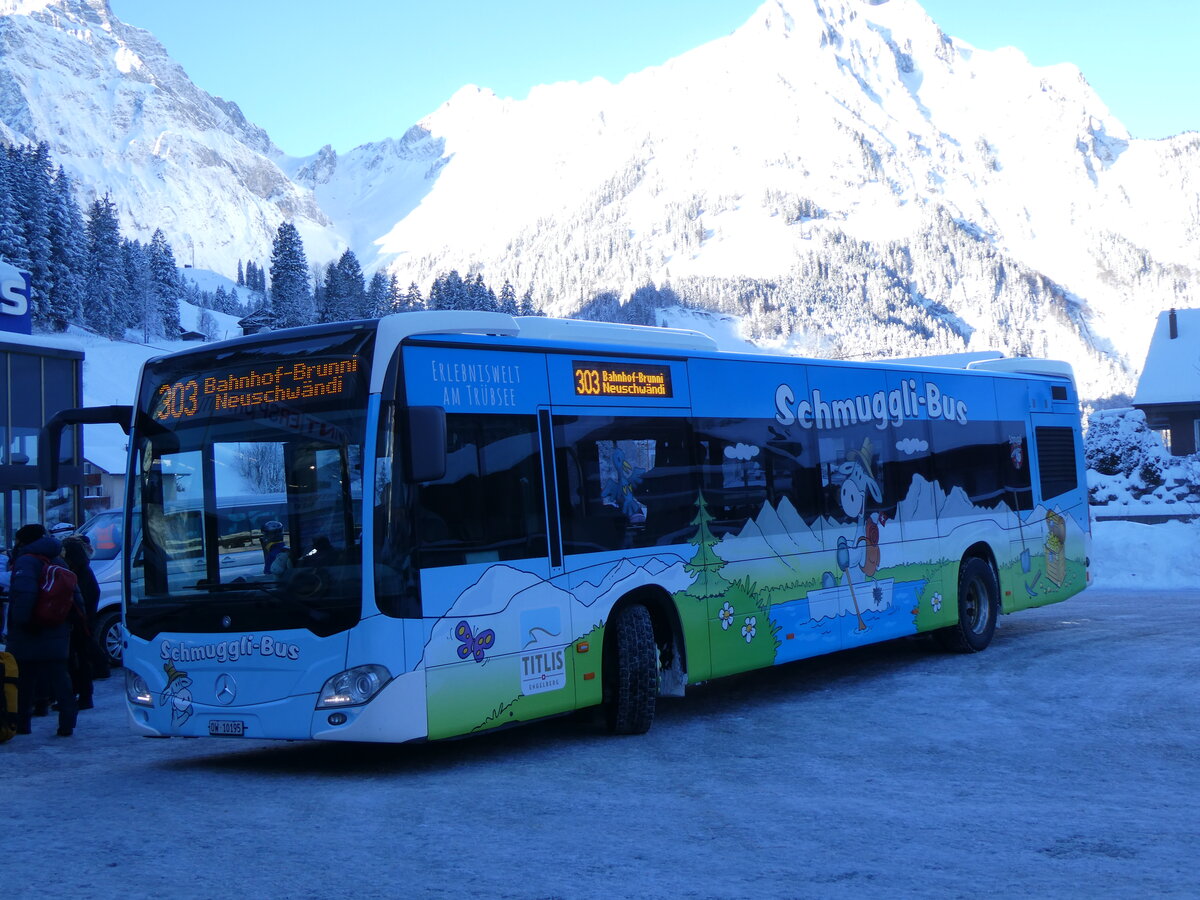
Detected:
left=126, top=326, right=376, bottom=640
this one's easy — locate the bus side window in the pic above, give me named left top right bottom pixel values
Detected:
left=930, top=419, right=1010, bottom=510
left=416, top=414, right=546, bottom=568
left=555, top=416, right=696, bottom=553
left=694, top=418, right=822, bottom=536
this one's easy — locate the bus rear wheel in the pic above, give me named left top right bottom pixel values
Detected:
left=935, top=557, right=999, bottom=653
left=604, top=604, right=658, bottom=735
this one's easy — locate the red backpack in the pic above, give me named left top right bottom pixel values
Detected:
left=30, top=554, right=78, bottom=628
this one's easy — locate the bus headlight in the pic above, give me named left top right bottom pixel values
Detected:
left=126, top=671, right=153, bottom=707
left=316, top=665, right=391, bottom=708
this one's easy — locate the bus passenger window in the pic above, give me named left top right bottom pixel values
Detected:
left=555, top=416, right=696, bottom=554
left=693, top=418, right=822, bottom=537
left=416, top=414, right=546, bottom=568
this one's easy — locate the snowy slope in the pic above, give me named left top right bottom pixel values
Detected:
left=307, top=0, right=1197, bottom=397
left=0, top=0, right=342, bottom=273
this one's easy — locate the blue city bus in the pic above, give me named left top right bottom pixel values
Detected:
left=44, top=311, right=1090, bottom=741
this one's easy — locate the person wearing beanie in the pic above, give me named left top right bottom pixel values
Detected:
left=6, top=525, right=79, bottom=737
left=14, top=523, right=46, bottom=545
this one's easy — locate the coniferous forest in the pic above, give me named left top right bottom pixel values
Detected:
left=0, top=141, right=548, bottom=344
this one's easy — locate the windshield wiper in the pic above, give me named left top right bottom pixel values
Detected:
left=199, top=577, right=331, bottom=625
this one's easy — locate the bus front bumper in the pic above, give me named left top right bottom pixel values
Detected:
left=126, top=670, right=429, bottom=743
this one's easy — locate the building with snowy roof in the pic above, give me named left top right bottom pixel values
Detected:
left=1133, top=308, right=1200, bottom=455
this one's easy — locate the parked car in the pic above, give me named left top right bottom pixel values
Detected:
left=78, top=493, right=287, bottom=667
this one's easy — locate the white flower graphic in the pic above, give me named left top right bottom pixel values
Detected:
left=931, top=592, right=943, bottom=613
left=741, top=616, right=757, bottom=643
left=719, top=601, right=735, bottom=630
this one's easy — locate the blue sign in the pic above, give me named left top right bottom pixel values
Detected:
left=0, top=260, right=32, bottom=335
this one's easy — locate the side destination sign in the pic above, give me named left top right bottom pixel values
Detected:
left=572, top=360, right=673, bottom=398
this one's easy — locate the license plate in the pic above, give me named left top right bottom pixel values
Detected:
left=208, top=719, right=245, bottom=736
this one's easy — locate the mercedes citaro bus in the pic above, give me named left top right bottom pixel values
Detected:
left=41, top=311, right=1089, bottom=742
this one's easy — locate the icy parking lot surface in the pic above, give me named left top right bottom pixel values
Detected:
left=8, top=588, right=1199, bottom=899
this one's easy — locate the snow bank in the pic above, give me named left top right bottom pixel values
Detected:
left=1090, top=518, right=1200, bottom=590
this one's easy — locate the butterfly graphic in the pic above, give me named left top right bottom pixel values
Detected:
left=455, top=620, right=496, bottom=663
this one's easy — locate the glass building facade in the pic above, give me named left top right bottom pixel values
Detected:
left=0, top=338, right=84, bottom=548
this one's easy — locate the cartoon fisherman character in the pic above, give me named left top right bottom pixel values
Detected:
left=829, top=438, right=887, bottom=630
left=160, top=660, right=194, bottom=726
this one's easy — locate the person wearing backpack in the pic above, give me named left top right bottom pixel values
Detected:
left=5, top=524, right=79, bottom=737
left=61, top=534, right=101, bottom=704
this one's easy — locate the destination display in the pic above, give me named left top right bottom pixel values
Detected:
left=151, top=356, right=361, bottom=421
left=572, top=360, right=673, bottom=398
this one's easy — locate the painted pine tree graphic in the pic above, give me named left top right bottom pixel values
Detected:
left=684, top=492, right=729, bottom=599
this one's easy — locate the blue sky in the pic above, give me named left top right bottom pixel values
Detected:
left=110, top=0, right=1198, bottom=157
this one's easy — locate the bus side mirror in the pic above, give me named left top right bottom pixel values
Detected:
left=404, top=406, right=446, bottom=483
left=38, top=405, right=133, bottom=491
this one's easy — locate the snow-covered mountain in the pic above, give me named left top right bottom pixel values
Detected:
left=0, top=0, right=341, bottom=268
left=2, top=0, right=1198, bottom=398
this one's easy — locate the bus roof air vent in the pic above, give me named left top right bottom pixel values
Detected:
left=514, top=317, right=718, bottom=352
left=966, top=357, right=1077, bottom=381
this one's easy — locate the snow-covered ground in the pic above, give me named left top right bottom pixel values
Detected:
left=6, top=573, right=1197, bottom=898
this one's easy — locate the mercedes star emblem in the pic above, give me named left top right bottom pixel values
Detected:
left=214, top=673, right=238, bottom=706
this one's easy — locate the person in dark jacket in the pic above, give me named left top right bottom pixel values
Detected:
left=61, top=535, right=100, bottom=705
left=6, top=524, right=79, bottom=737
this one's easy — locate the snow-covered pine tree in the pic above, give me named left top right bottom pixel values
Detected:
left=237, top=259, right=244, bottom=287
left=245, top=260, right=264, bottom=295
left=16, top=143, right=55, bottom=328
left=85, top=195, right=126, bottom=339
left=498, top=279, right=518, bottom=315
left=404, top=280, right=424, bottom=312
left=149, top=229, right=182, bottom=337
left=518, top=286, right=543, bottom=316
left=0, top=148, right=28, bottom=269
left=123, top=238, right=156, bottom=340
left=387, top=274, right=403, bottom=311
left=269, top=221, right=311, bottom=328
left=336, top=249, right=367, bottom=320
left=315, top=261, right=336, bottom=323
left=45, top=166, right=87, bottom=330
left=465, top=272, right=497, bottom=312
left=366, top=270, right=389, bottom=317
left=429, top=270, right=468, bottom=310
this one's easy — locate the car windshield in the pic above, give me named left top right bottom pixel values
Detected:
left=78, top=511, right=131, bottom=562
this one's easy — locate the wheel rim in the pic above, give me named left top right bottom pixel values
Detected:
left=963, top=575, right=991, bottom=636
left=104, top=621, right=123, bottom=664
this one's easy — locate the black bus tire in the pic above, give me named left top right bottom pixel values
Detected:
left=604, top=604, right=657, bottom=734
left=934, top=557, right=999, bottom=654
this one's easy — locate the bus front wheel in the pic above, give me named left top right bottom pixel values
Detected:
left=935, top=557, right=999, bottom=653
left=604, top=604, right=657, bottom=735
